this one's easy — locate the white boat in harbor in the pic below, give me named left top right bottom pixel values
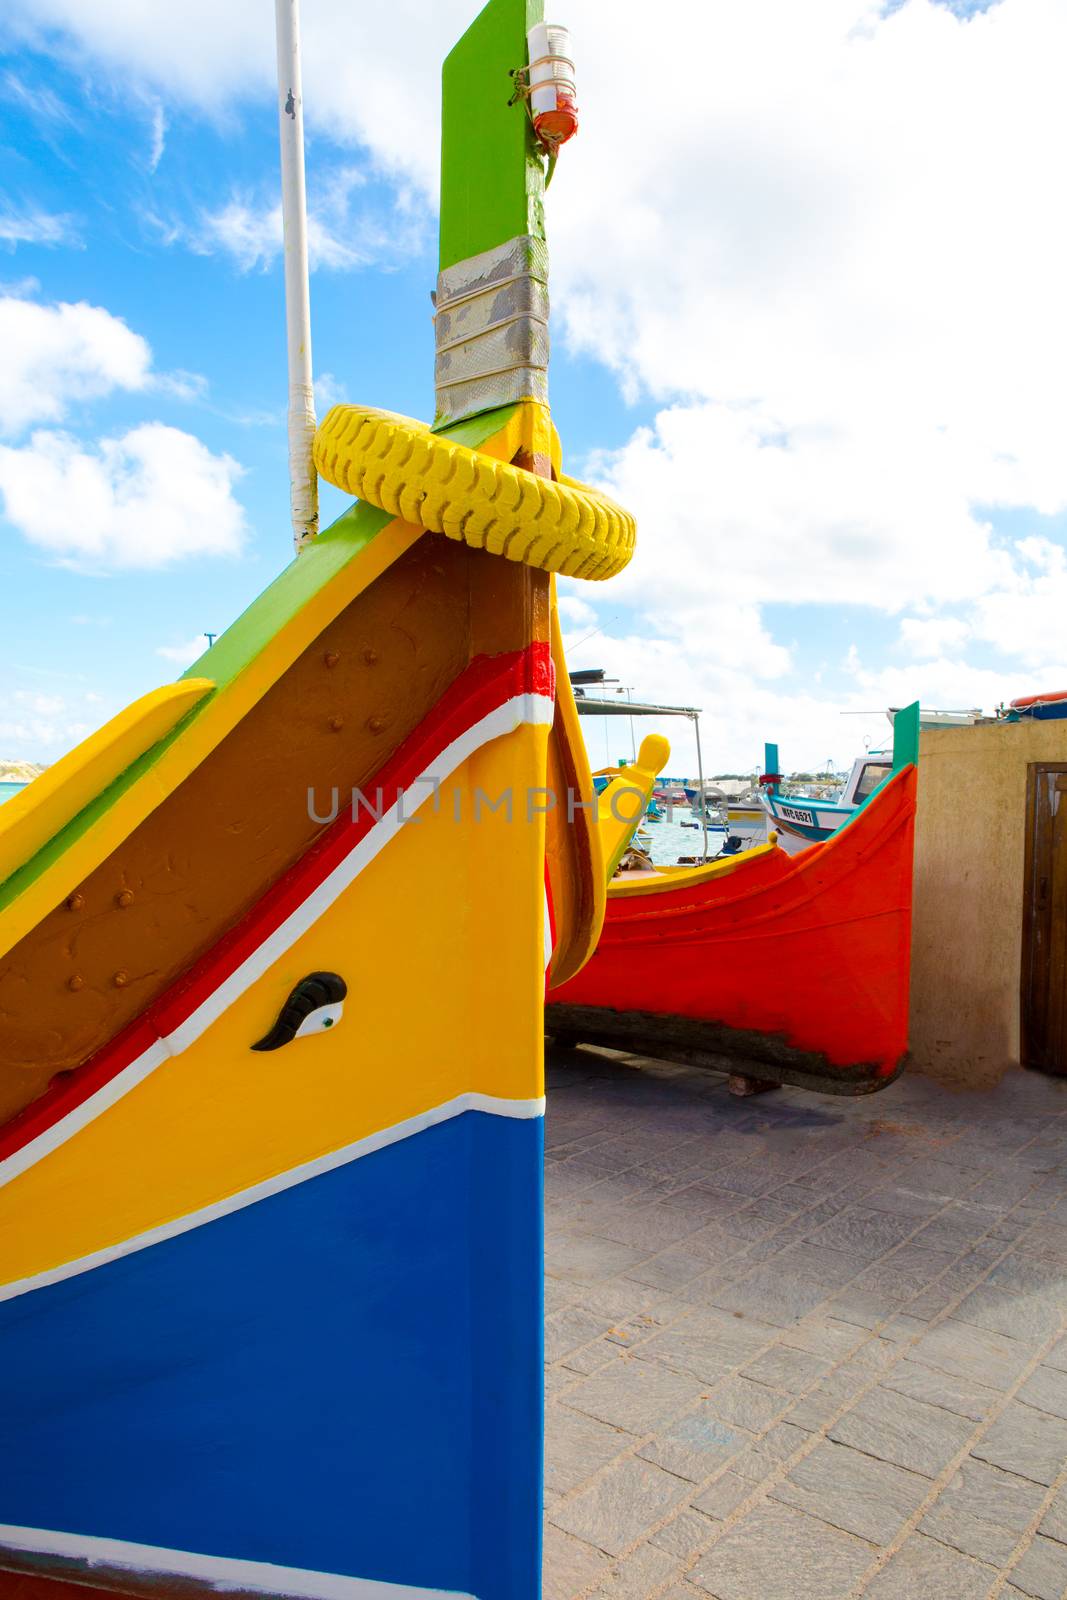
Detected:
left=759, top=745, right=891, bottom=854
left=761, top=706, right=983, bottom=854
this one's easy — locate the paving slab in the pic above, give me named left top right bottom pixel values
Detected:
left=564, top=1357, right=708, bottom=1436
left=1008, top=1534, right=1067, bottom=1600
left=687, top=1500, right=875, bottom=1600
left=970, top=1402, right=1067, bottom=1486
left=543, top=1525, right=612, bottom=1600
left=586, top=1542, right=681, bottom=1598
left=541, top=1051, right=1067, bottom=1598
left=1043, top=1334, right=1067, bottom=1373
left=1017, top=1361, right=1067, bottom=1420
left=548, top=1454, right=690, bottom=1557
left=919, top=1458, right=1047, bottom=1564
left=772, top=1437, right=929, bottom=1545
left=910, top=1317, right=1033, bottom=1391
left=547, top=1233, right=652, bottom=1284
left=741, top=1343, right=831, bottom=1393
left=544, top=1405, right=635, bottom=1498
left=626, top=1251, right=717, bottom=1292
left=546, top=1305, right=617, bottom=1363
left=731, top=1423, right=814, bottom=1484
left=635, top=1309, right=778, bottom=1385
left=953, top=1283, right=1066, bottom=1343
left=878, top=1356, right=1001, bottom=1422
left=862, top=1531, right=998, bottom=1599
left=780, top=1315, right=869, bottom=1361
left=648, top=1509, right=720, bottom=1559
left=702, top=1374, right=791, bottom=1434
left=637, top=1404, right=755, bottom=1483
left=1038, top=1483, right=1067, bottom=1543
left=829, top=1385, right=974, bottom=1478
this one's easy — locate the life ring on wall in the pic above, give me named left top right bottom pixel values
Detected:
left=314, top=404, right=635, bottom=581
left=1010, top=690, right=1067, bottom=710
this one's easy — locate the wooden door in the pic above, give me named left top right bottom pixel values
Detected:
left=1022, top=764, right=1067, bottom=1073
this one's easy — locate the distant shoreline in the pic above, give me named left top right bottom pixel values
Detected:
left=0, top=762, right=45, bottom=784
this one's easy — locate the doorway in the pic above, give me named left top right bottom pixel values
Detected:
left=1022, top=763, right=1067, bottom=1073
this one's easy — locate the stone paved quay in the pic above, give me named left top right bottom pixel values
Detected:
left=541, top=1047, right=1067, bottom=1600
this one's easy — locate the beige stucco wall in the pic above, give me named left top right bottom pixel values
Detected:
left=910, top=717, right=1067, bottom=1087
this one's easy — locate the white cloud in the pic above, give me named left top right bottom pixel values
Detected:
left=555, top=594, right=598, bottom=631
left=314, top=372, right=347, bottom=412
left=184, top=167, right=421, bottom=274
left=0, top=422, right=246, bottom=569
left=0, top=206, right=78, bottom=250
left=561, top=614, right=857, bottom=774
left=970, top=549, right=1067, bottom=669
left=0, top=293, right=151, bottom=436
left=0, top=275, right=40, bottom=296
left=148, top=100, right=166, bottom=171
left=559, top=615, right=1037, bottom=775
left=2, top=1, right=464, bottom=193
left=586, top=402, right=1017, bottom=617
left=0, top=689, right=98, bottom=755
left=546, top=0, right=1067, bottom=674
left=192, top=199, right=281, bottom=273
left=0, top=70, right=78, bottom=126
left=0, top=292, right=210, bottom=437
left=157, top=634, right=210, bottom=666
left=9, top=0, right=1067, bottom=745
left=154, top=368, right=209, bottom=402
left=897, top=616, right=971, bottom=658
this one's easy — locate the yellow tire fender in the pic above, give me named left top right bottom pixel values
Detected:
left=314, top=405, right=635, bottom=581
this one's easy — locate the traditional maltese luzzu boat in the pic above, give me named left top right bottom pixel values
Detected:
left=0, top=6, right=645, bottom=1599
left=548, top=706, right=921, bottom=1094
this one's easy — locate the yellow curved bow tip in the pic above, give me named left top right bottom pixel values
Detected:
left=636, top=734, right=671, bottom=778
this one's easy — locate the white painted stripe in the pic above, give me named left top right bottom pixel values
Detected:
left=0, top=1091, right=545, bottom=1304
left=168, top=691, right=553, bottom=1055
left=0, top=689, right=553, bottom=1195
left=0, top=1039, right=173, bottom=1192
left=0, top=1523, right=474, bottom=1600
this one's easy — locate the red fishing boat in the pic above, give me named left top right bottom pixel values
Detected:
left=547, top=703, right=919, bottom=1094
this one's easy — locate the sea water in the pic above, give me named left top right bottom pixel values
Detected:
left=0, top=782, right=25, bottom=806
left=642, top=810, right=731, bottom=867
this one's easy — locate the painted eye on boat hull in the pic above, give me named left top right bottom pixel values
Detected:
left=251, top=972, right=348, bottom=1051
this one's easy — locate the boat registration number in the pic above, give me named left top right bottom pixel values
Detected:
left=780, top=804, right=815, bottom=827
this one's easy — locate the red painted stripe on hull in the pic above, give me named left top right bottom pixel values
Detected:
left=549, top=767, right=916, bottom=1074
left=0, top=643, right=553, bottom=1165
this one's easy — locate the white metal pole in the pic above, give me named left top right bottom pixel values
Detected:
left=693, top=713, right=708, bottom=863
left=275, top=0, right=318, bottom=553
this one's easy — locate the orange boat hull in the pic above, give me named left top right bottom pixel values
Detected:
left=547, top=765, right=917, bottom=1094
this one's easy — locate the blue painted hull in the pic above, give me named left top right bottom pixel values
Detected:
left=0, top=1110, right=544, bottom=1599
left=1019, top=702, right=1067, bottom=721
left=760, top=797, right=850, bottom=845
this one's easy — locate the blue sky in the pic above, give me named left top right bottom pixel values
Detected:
left=2, top=0, right=1065, bottom=774
left=0, top=28, right=665, bottom=761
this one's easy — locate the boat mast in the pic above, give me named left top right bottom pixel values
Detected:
left=274, top=0, right=318, bottom=554
left=693, top=712, right=709, bottom=863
